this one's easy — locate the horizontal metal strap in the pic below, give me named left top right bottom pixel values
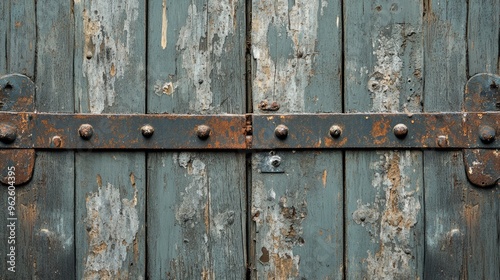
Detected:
left=0, top=112, right=498, bottom=150
left=252, top=113, right=500, bottom=149
left=0, top=113, right=247, bottom=149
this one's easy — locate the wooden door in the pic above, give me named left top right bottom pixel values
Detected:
left=0, top=0, right=498, bottom=279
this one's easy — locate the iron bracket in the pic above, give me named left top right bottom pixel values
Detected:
left=1, top=73, right=498, bottom=187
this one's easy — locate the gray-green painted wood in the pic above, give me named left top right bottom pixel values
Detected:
left=251, top=0, right=343, bottom=278
left=466, top=7, right=500, bottom=278
left=344, top=1, right=424, bottom=279
left=146, top=0, right=247, bottom=278
left=423, top=0, right=499, bottom=279
left=0, top=1, right=75, bottom=279
left=73, top=0, right=146, bottom=278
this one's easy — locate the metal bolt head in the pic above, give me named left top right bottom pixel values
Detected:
left=393, top=123, right=408, bottom=139
left=197, top=125, right=211, bottom=140
left=479, top=125, right=496, bottom=144
left=329, top=125, right=342, bottom=138
left=437, top=135, right=448, bottom=147
left=275, top=124, right=289, bottom=140
left=141, top=125, right=154, bottom=138
left=0, top=123, right=17, bottom=144
left=269, top=155, right=281, bottom=167
left=52, top=136, right=62, bottom=147
left=79, top=124, right=94, bottom=140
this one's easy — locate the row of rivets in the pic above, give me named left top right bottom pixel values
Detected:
left=76, top=124, right=212, bottom=141
left=273, top=123, right=496, bottom=144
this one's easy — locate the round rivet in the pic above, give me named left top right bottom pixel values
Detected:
left=79, top=124, right=94, bottom=140
left=141, top=125, right=154, bottom=138
left=0, top=123, right=17, bottom=144
left=197, top=125, right=211, bottom=140
left=479, top=125, right=496, bottom=144
left=393, top=123, right=408, bottom=139
left=329, top=125, right=342, bottom=138
left=52, top=136, right=62, bottom=147
left=275, top=124, right=289, bottom=140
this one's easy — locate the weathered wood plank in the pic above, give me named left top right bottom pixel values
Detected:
left=422, top=1, right=467, bottom=278
left=146, top=0, right=247, bottom=278
left=464, top=2, right=500, bottom=277
left=344, top=1, right=425, bottom=279
left=423, top=0, right=500, bottom=278
left=73, top=0, right=146, bottom=279
left=7, top=0, right=35, bottom=77
left=251, top=0, right=343, bottom=278
left=0, top=1, right=75, bottom=279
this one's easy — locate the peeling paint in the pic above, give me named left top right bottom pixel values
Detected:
left=252, top=0, right=321, bottom=112
left=354, top=151, right=421, bottom=279
left=80, top=0, right=139, bottom=113
left=174, top=152, right=208, bottom=226
left=252, top=180, right=307, bottom=278
left=367, top=24, right=422, bottom=113
left=161, top=0, right=168, bottom=49
left=176, top=1, right=238, bottom=112
left=84, top=182, right=139, bottom=279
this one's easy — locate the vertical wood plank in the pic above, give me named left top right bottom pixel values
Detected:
left=8, top=0, right=35, bottom=77
left=73, top=0, right=146, bottom=278
left=422, top=1, right=467, bottom=278
left=1, top=1, right=75, bottom=279
left=344, top=1, right=424, bottom=279
left=251, top=0, right=343, bottom=278
left=464, top=3, right=500, bottom=276
left=146, top=0, right=247, bottom=279
left=423, top=0, right=500, bottom=278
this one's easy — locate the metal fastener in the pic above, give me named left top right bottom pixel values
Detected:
left=197, top=125, right=211, bottom=140
left=437, top=135, right=448, bottom=147
left=52, top=136, right=62, bottom=147
left=275, top=124, right=289, bottom=140
left=0, top=123, right=17, bottom=144
left=329, top=125, right=342, bottom=138
left=393, top=123, right=408, bottom=139
left=478, top=125, right=496, bottom=144
left=79, top=124, right=94, bottom=140
left=269, top=155, right=281, bottom=167
left=141, top=125, right=154, bottom=138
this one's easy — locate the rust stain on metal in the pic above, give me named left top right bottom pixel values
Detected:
left=0, top=149, right=35, bottom=186
left=464, top=149, right=500, bottom=187
left=322, top=170, right=327, bottom=188
left=258, top=100, right=280, bottom=112
left=371, top=119, right=391, bottom=145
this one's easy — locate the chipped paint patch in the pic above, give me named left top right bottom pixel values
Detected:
left=84, top=182, right=139, bottom=279
left=252, top=179, right=306, bottom=278
left=174, top=152, right=208, bottom=226
left=161, top=0, right=168, bottom=49
left=252, top=0, right=321, bottom=112
left=367, top=24, right=422, bottom=113
left=80, top=0, right=139, bottom=113
left=176, top=1, right=238, bottom=112
left=354, top=151, right=421, bottom=279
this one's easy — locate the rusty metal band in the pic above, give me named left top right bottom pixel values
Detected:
left=0, top=112, right=499, bottom=150
left=252, top=113, right=499, bottom=149
left=0, top=113, right=247, bottom=150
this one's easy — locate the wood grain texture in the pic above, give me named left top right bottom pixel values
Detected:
left=423, top=0, right=500, bottom=278
left=251, top=0, right=343, bottom=278
left=73, top=0, right=146, bottom=279
left=344, top=1, right=424, bottom=279
left=0, top=1, right=75, bottom=279
left=146, top=0, right=247, bottom=278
